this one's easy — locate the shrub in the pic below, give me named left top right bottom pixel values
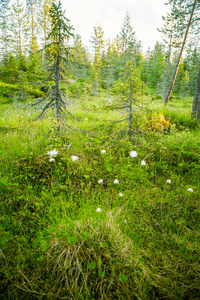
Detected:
left=0, top=82, right=19, bottom=98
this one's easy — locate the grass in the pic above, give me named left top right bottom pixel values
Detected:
left=0, top=93, right=200, bottom=299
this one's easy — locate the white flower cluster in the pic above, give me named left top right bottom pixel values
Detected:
left=47, top=149, right=58, bottom=162
left=166, top=179, right=193, bottom=192
left=46, top=147, right=194, bottom=217
left=71, top=155, right=78, bottom=161
left=130, top=150, right=146, bottom=166
left=101, top=150, right=106, bottom=154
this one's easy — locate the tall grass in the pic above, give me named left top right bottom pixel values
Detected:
left=0, top=95, right=200, bottom=299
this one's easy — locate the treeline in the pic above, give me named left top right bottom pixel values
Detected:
left=0, top=0, right=199, bottom=102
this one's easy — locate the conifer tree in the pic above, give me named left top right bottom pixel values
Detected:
left=111, top=61, right=144, bottom=138
left=191, top=58, right=200, bottom=121
left=90, top=24, right=104, bottom=95
left=0, top=0, right=12, bottom=59
left=42, top=0, right=54, bottom=47
left=33, top=0, right=74, bottom=135
left=117, top=12, right=141, bottom=68
left=11, top=0, right=25, bottom=55
left=164, top=0, right=198, bottom=104
left=70, top=32, right=91, bottom=79
left=158, top=12, right=181, bottom=102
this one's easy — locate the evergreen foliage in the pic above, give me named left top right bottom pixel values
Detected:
left=33, top=0, right=74, bottom=135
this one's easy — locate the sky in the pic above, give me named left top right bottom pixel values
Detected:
left=62, top=0, right=172, bottom=53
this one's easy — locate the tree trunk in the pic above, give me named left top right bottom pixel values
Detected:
left=163, top=39, right=172, bottom=103
left=191, top=58, right=200, bottom=120
left=128, top=80, right=133, bottom=138
left=163, top=0, right=197, bottom=105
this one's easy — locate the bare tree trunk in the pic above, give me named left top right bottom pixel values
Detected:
left=191, top=58, right=200, bottom=120
left=55, top=56, right=61, bottom=136
left=164, top=0, right=197, bottom=105
left=128, top=80, right=133, bottom=138
left=163, top=40, right=172, bottom=103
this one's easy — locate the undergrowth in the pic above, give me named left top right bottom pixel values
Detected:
left=0, top=95, right=200, bottom=299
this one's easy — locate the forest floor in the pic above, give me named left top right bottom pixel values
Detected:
left=0, top=92, right=200, bottom=299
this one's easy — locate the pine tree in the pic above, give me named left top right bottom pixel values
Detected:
left=111, top=60, right=144, bottom=138
left=117, top=11, right=141, bottom=68
left=0, top=0, right=12, bottom=59
left=142, top=43, right=165, bottom=94
left=33, top=0, right=74, bottom=135
left=90, top=24, right=105, bottom=95
left=41, top=0, right=54, bottom=47
left=26, top=0, right=41, bottom=54
left=184, top=46, right=199, bottom=95
left=70, top=32, right=91, bottom=79
left=164, top=0, right=198, bottom=104
left=158, top=12, right=182, bottom=102
left=11, top=0, right=27, bottom=55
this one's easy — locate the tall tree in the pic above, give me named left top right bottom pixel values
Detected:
left=70, top=32, right=91, bottom=79
left=26, top=0, right=41, bottom=54
left=0, top=0, right=12, bottom=59
left=142, top=42, right=165, bottom=93
left=191, top=58, right=200, bottom=121
left=117, top=11, right=141, bottom=68
left=158, top=12, right=181, bottom=102
left=90, top=24, right=105, bottom=95
left=33, top=0, right=74, bottom=135
left=11, top=0, right=26, bottom=55
left=183, top=46, right=199, bottom=95
left=164, top=0, right=198, bottom=104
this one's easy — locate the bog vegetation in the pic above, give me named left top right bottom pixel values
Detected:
left=0, top=0, right=200, bottom=299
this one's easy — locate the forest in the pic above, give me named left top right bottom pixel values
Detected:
left=0, top=0, right=200, bottom=299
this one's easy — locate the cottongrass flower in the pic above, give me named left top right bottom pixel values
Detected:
left=101, top=150, right=106, bottom=154
left=47, top=149, right=58, bottom=157
left=130, top=150, right=137, bottom=158
left=166, top=179, right=171, bottom=184
left=124, top=219, right=127, bottom=224
left=96, top=207, right=101, bottom=212
left=141, top=160, right=146, bottom=166
left=71, top=155, right=78, bottom=161
left=114, top=179, right=119, bottom=184
left=187, top=188, right=193, bottom=192
left=49, top=158, right=55, bottom=162
left=119, top=193, right=123, bottom=197
left=98, top=179, right=103, bottom=184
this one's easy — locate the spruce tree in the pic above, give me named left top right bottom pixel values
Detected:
left=117, top=12, right=141, bottom=68
left=90, top=24, right=104, bottom=95
left=33, top=0, right=74, bottom=135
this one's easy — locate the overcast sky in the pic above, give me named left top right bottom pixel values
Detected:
left=62, top=0, right=172, bottom=53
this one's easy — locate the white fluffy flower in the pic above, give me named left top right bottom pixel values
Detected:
left=114, top=179, right=119, bottom=184
left=71, top=155, right=78, bottom=161
left=119, top=193, right=123, bottom=197
left=101, top=150, right=106, bottom=153
left=130, top=150, right=137, bottom=158
left=166, top=179, right=171, bottom=184
left=187, top=188, right=193, bottom=192
left=141, top=160, right=146, bottom=166
left=49, top=158, right=55, bottom=162
left=124, top=219, right=127, bottom=224
left=47, top=149, right=58, bottom=157
left=98, top=179, right=103, bottom=184
left=96, top=207, right=102, bottom=212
